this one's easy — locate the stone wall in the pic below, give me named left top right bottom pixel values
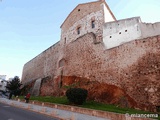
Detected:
left=21, top=0, right=160, bottom=111
left=32, top=78, right=42, bottom=96
left=21, top=41, right=62, bottom=83
left=60, top=0, right=115, bottom=46
left=61, top=10, right=104, bottom=44
left=62, top=33, right=160, bottom=107
left=61, top=1, right=103, bottom=31
left=22, top=32, right=160, bottom=109
left=61, top=2, right=103, bottom=45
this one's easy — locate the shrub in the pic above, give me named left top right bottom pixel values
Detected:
left=66, top=88, right=88, bottom=105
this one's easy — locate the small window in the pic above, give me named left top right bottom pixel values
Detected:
left=77, top=27, right=81, bottom=35
left=78, top=9, right=80, bottom=11
left=91, top=20, right=95, bottom=28
left=64, top=37, right=66, bottom=44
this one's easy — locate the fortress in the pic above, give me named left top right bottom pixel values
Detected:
left=22, top=0, right=160, bottom=111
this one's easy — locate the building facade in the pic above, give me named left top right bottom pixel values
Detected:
left=0, top=75, right=7, bottom=92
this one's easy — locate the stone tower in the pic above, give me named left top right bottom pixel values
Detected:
left=60, top=0, right=116, bottom=45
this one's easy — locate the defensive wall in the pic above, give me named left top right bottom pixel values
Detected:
left=22, top=41, right=62, bottom=83
left=22, top=32, right=160, bottom=109
left=21, top=0, right=160, bottom=111
left=22, top=0, right=115, bottom=84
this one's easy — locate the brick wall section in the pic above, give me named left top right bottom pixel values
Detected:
left=21, top=42, right=62, bottom=83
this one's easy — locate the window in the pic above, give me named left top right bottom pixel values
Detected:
left=64, top=37, right=66, bottom=44
left=91, top=20, right=95, bottom=28
left=77, top=27, right=81, bottom=35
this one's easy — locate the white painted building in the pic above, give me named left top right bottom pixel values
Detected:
left=103, top=17, right=160, bottom=49
left=0, top=75, right=6, bottom=80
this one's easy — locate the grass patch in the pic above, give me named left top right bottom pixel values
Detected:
left=19, top=96, right=68, bottom=104
left=30, top=96, right=68, bottom=104
left=81, top=101, right=151, bottom=114
left=18, top=96, right=159, bottom=119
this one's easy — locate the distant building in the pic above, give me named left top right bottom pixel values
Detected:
left=0, top=75, right=7, bottom=92
left=0, top=75, right=6, bottom=80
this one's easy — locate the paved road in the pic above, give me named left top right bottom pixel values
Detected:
left=0, top=102, right=58, bottom=120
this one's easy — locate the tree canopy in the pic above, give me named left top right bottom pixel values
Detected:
left=6, top=76, right=22, bottom=96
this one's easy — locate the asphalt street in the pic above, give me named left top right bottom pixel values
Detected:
left=0, top=102, right=58, bottom=120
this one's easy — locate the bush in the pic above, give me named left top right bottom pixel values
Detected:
left=66, top=88, right=88, bottom=105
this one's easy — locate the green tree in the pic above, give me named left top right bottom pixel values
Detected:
left=6, top=76, right=22, bottom=96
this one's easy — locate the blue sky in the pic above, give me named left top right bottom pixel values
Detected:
left=0, top=0, right=160, bottom=79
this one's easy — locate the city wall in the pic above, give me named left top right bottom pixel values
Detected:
left=22, top=41, right=62, bottom=83
left=22, top=33, right=160, bottom=108
left=63, top=33, right=160, bottom=107
left=21, top=0, right=160, bottom=110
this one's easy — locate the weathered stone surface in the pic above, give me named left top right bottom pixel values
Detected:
left=62, top=76, right=137, bottom=108
left=32, top=78, right=42, bottom=96
left=39, top=75, right=156, bottom=111
left=22, top=33, right=160, bottom=111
